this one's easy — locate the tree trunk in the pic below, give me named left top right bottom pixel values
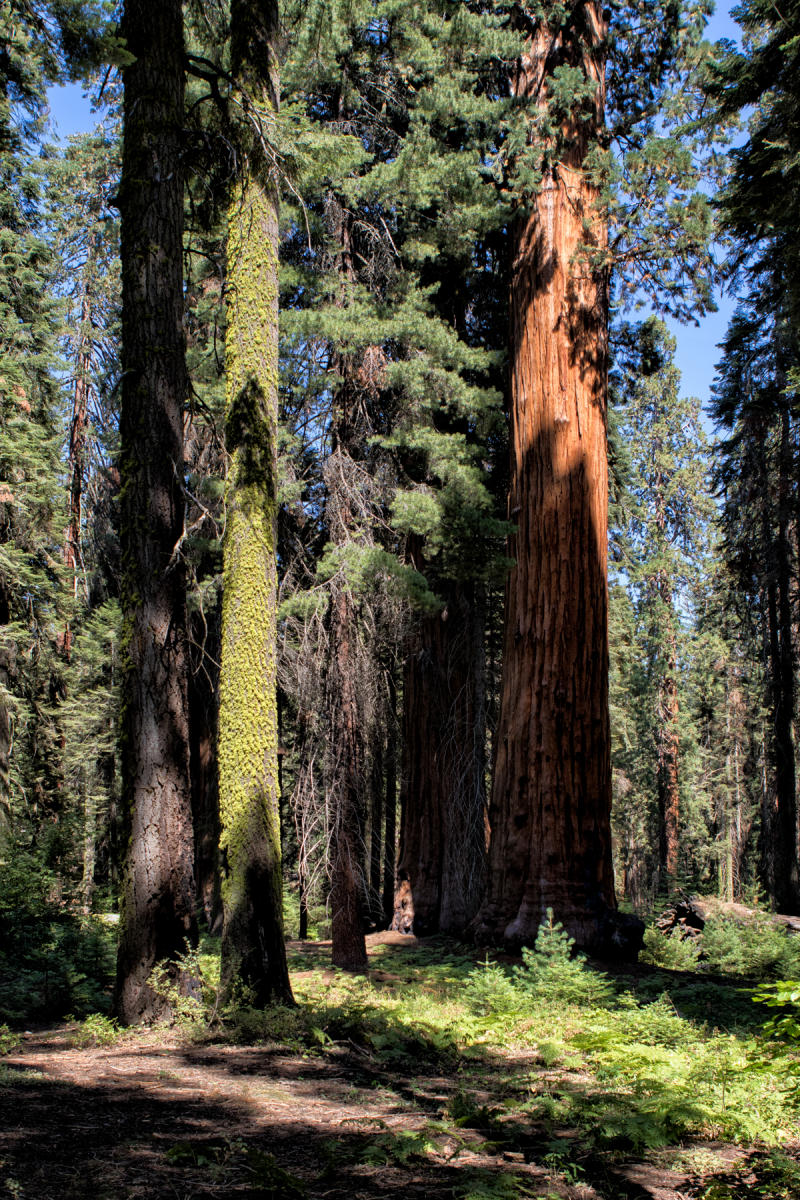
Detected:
left=64, top=278, right=93, bottom=614
left=218, top=0, right=293, bottom=1007
left=189, top=608, right=222, bottom=932
left=114, top=0, right=198, bottom=1024
left=0, top=585, right=13, bottom=842
left=773, top=404, right=798, bottom=911
left=327, top=581, right=369, bottom=971
left=393, top=574, right=487, bottom=936
left=382, top=667, right=398, bottom=925
left=656, top=594, right=680, bottom=884
left=368, top=721, right=384, bottom=927
left=477, top=4, right=640, bottom=958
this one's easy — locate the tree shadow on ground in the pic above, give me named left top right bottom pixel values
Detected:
left=1, top=936, right=789, bottom=1200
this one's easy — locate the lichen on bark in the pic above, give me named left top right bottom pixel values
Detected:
left=218, top=17, right=292, bottom=1002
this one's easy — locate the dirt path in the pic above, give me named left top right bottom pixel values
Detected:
left=0, top=936, right=782, bottom=1199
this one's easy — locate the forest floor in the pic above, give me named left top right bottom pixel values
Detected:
left=2, top=932, right=799, bottom=1200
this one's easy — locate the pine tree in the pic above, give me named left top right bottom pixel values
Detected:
left=216, top=0, right=294, bottom=1004
left=711, top=291, right=800, bottom=912
left=114, top=0, right=198, bottom=1023
left=279, top=0, right=513, bottom=949
left=609, top=317, right=712, bottom=895
left=0, top=0, right=106, bottom=856
left=706, top=0, right=800, bottom=913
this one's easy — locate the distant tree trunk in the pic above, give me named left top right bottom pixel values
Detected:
left=477, top=4, right=639, bottom=957
left=81, top=779, right=96, bottom=914
left=656, top=590, right=680, bottom=884
left=771, top=404, right=798, bottom=911
left=189, top=608, right=222, bottom=932
left=393, top=570, right=486, bottom=936
left=326, top=579, right=369, bottom=970
left=0, top=585, right=13, bottom=841
left=64, top=277, right=93, bottom=631
left=218, top=0, right=294, bottom=1005
left=114, top=0, right=198, bottom=1024
left=368, top=722, right=384, bottom=927
left=382, top=667, right=398, bottom=925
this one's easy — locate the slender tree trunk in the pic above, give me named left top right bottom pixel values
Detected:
left=327, top=581, right=368, bottom=970
left=774, top=404, right=798, bottom=911
left=114, top=0, right=198, bottom=1024
left=368, top=723, right=384, bottom=927
left=658, top=667, right=680, bottom=881
left=393, top=572, right=487, bottom=936
left=218, top=0, right=293, bottom=1006
left=63, top=284, right=93, bottom=644
left=81, top=778, right=96, bottom=914
left=0, top=586, right=13, bottom=842
left=477, top=4, right=640, bottom=957
left=656, top=589, right=680, bottom=883
left=755, top=414, right=798, bottom=912
left=382, top=667, right=398, bottom=925
left=189, top=609, right=222, bottom=932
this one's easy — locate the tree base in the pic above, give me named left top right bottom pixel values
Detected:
left=474, top=898, right=644, bottom=963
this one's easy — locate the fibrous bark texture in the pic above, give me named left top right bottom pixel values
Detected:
left=393, top=578, right=487, bottom=937
left=326, top=580, right=369, bottom=971
left=189, top=608, right=222, bottom=932
left=477, top=4, right=640, bottom=958
left=218, top=0, right=293, bottom=1006
left=114, top=0, right=197, bottom=1025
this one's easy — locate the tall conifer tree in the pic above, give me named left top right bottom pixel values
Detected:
left=114, top=0, right=197, bottom=1023
left=217, top=0, right=293, bottom=1004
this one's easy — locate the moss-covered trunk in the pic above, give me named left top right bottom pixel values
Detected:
left=218, top=0, right=293, bottom=1006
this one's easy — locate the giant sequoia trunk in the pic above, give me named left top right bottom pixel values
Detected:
left=218, top=0, right=293, bottom=1005
left=477, top=4, right=639, bottom=957
left=114, top=0, right=197, bottom=1024
left=393, top=572, right=487, bottom=936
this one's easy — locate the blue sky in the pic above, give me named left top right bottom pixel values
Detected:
left=47, top=0, right=743, bottom=422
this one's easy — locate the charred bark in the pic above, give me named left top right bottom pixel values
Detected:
left=114, top=0, right=197, bottom=1024
left=477, top=3, right=641, bottom=959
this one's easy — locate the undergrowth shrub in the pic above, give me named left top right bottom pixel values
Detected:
left=0, top=1024, right=19, bottom=1054
left=702, top=916, right=800, bottom=979
left=512, top=910, right=614, bottom=1006
left=641, top=925, right=703, bottom=971
left=148, top=944, right=214, bottom=1027
left=69, top=1012, right=121, bottom=1047
left=0, top=855, right=116, bottom=1022
left=462, top=958, right=520, bottom=1017
left=642, top=910, right=800, bottom=980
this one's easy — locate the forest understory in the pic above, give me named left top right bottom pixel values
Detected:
left=3, top=930, right=800, bottom=1200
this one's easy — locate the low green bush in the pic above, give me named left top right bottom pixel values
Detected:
left=702, top=915, right=800, bottom=979
left=0, top=855, right=116, bottom=1022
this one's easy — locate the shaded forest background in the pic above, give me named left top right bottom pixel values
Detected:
left=2, top=0, right=800, bottom=1023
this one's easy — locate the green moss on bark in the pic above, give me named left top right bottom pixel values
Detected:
left=218, top=174, right=293, bottom=1006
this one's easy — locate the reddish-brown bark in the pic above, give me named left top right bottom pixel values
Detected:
left=114, top=0, right=197, bottom=1023
left=477, top=4, right=639, bottom=956
left=327, top=583, right=369, bottom=971
left=393, top=576, right=486, bottom=937
left=657, top=615, right=680, bottom=882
